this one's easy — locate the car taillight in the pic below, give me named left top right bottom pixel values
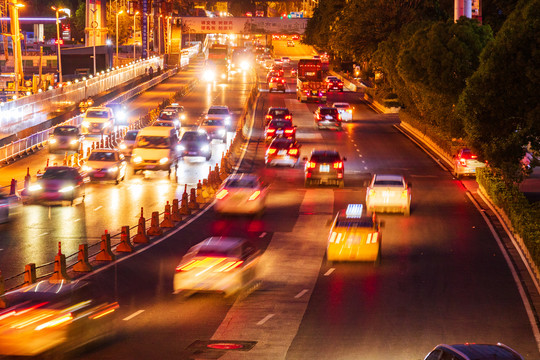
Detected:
left=401, top=190, right=408, bottom=199
left=333, top=161, right=343, bottom=169
left=285, top=115, right=292, bottom=120
left=267, top=148, right=277, bottom=155
left=366, top=232, right=378, bottom=244
left=288, top=148, right=298, bottom=155
left=369, top=189, right=376, bottom=197
left=248, top=190, right=261, bottom=201
left=281, top=79, right=286, bottom=84
left=307, top=161, right=316, bottom=169
left=35, top=313, right=73, bottom=331
left=347, top=109, right=352, bottom=114
left=284, top=129, right=294, bottom=134
left=215, top=260, right=244, bottom=272
left=266, top=115, right=273, bottom=121
left=338, top=82, right=343, bottom=86
left=471, top=154, right=477, bottom=159
left=216, top=189, right=229, bottom=199
left=266, top=128, right=276, bottom=135
left=460, top=158, right=467, bottom=166
left=337, top=114, right=341, bottom=121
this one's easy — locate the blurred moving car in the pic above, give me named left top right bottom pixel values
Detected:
left=131, top=126, right=180, bottom=176
left=287, top=40, right=295, bottom=47
left=314, top=106, right=342, bottom=130
left=266, top=70, right=283, bottom=82
left=366, top=174, right=411, bottom=216
left=164, top=103, right=187, bottom=122
left=453, top=148, right=486, bottom=179
left=153, top=119, right=181, bottom=136
left=200, top=118, right=227, bottom=142
left=333, top=102, right=353, bottom=122
left=214, top=174, right=268, bottom=216
left=265, top=107, right=292, bottom=126
left=173, top=237, right=261, bottom=297
left=48, top=125, right=83, bottom=154
left=325, top=76, right=343, bottom=92
left=281, top=56, right=291, bottom=64
left=105, top=102, right=129, bottom=126
left=268, top=76, right=287, bottom=92
left=304, top=150, right=346, bottom=187
left=27, top=166, right=87, bottom=205
left=157, top=109, right=182, bottom=129
left=0, top=280, right=119, bottom=358
left=83, top=149, right=127, bottom=184
left=327, top=204, right=382, bottom=265
left=424, top=343, right=524, bottom=360
left=118, top=129, right=140, bottom=157
left=81, top=107, right=115, bottom=135
left=206, top=105, right=233, bottom=129
left=265, top=137, right=301, bottom=167
left=265, top=119, right=296, bottom=142
left=179, top=130, right=212, bottom=160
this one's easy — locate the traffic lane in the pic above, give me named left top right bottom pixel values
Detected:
left=273, top=40, right=316, bottom=59
left=286, top=114, right=538, bottom=358
left=0, top=69, right=255, bottom=282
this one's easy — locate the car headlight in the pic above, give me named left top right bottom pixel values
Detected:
left=180, top=114, right=186, bottom=120
left=159, top=157, right=169, bottom=164
left=59, top=186, right=74, bottom=193
left=119, top=143, right=127, bottom=150
left=201, top=145, right=210, bottom=152
left=103, top=122, right=110, bottom=128
left=225, top=116, right=231, bottom=126
left=240, top=61, right=250, bottom=70
left=203, top=70, right=215, bottom=81
left=108, top=166, right=118, bottom=173
left=70, top=139, right=79, bottom=145
left=49, top=138, right=57, bottom=144
left=174, top=120, right=180, bottom=126
left=221, top=73, right=226, bottom=79
left=217, top=128, right=226, bottom=136
left=28, top=184, right=42, bottom=192
left=82, top=165, right=92, bottom=172
left=82, top=121, right=90, bottom=128
left=132, top=156, right=143, bottom=164
left=117, top=111, right=126, bottom=120
left=177, top=145, right=185, bottom=151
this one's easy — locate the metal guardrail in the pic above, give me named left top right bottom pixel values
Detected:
left=0, top=45, right=201, bottom=166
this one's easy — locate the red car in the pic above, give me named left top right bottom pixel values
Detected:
left=325, top=76, right=343, bottom=92
left=265, top=107, right=292, bottom=126
left=265, top=119, right=296, bottom=142
left=268, top=77, right=286, bottom=92
left=265, top=138, right=301, bottom=167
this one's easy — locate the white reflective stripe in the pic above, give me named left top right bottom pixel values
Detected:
left=372, top=232, right=378, bottom=243
left=335, top=233, right=342, bottom=244
left=329, top=232, right=337, bottom=243
left=366, top=233, right=372, bottom=244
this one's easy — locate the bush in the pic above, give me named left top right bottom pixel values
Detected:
left=477, top=167, right=540, bottom=266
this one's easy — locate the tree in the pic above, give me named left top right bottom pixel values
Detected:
left=457, top=0, right=540, bottom=182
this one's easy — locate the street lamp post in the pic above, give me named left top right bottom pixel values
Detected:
left=133, top=11, right=139, bottom=60
left=116, top=10, right=124, bottom=66
left=51, top=6, right=67, bottom=84
left=90, top=6, right=98, bottom=75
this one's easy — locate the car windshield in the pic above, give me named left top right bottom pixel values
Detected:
left=159, top=112, right=176, bottom=120
left=53, top=127, right=78, bottom=136
left=124, top=132, right=138, bottom=141
left=42, top=168, right=78, bottom=180
left=225, top=178, right=258, bottom=188
left=319, top=108, right=338, bottom=115
left=136, top=136, right=170, bottom=149
left=374, top=179, right=404, bottom=186
left=155, top=121, right=174, bottom=127
left=271, top=140, right=293, bottom=149
left=182, top=132, right=207, bottom=142
left=203, top=119, right=224, bottom=126
left=270, top=109, right=289, bottom=117
left=333, top=104, right=348, bottom=109
left=311, top=153, right=340, bottom=163
left=208, top=108, right=229, bottom=115
left=86, top=110, right=109, bottom=118
left=335, top=218, right=374, bottom=228
left=89, top=152, right=116, bottom=161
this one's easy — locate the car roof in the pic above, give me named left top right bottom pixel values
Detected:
left=209, top=105, right=229, bottom=110
left=435, top=344, right=524, bottom=360
left=226, top=173, right=259, bottom=182
left=137, top=126, right=176, bottom=136
left=311, top=150, right=340, bottom=156
left=333, top=102, right=350, bottom=106
left=268, top=107, right=289, bottom=111
left=56, top=125, right=78, bottom=129
left=86, top=106, right=109, bottom=111
left=317, top=106, right=337, bottom=110
left=91, top=148, right=119, bottom=153
left=196, top=236, right=247, bottom=253
left=374, top=174, right=404, bottom=182
left=270, top=137, right=294, bottom=145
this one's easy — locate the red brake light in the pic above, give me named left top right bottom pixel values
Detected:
left=248, top=190, right=261, bottom=201
left=333, top=161, right=343, bottom=169
left=266, top=115, right=273, bottom=120
left=266, top=128, right=276, bottom=134
left=267, top=148, right=277, bottom=154
left=216, top=189, right=229, bottom=200
left=215, top=260, right=244, bottom=272
left=285, top=115, right=292, bottom=120
left=460, top=158, right=467, bottom=166
left=284, top=129, right=294, bottom=134
left=281, top=79, right=286, bottom=84
left=471, top=155, right=477, bottom=159
left=288, top=148, right=298, bottom=155
left=338, top=82, right=343, bottom=86
left=307, top=161, right=316, bottom=169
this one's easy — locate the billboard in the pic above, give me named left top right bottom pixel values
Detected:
left=181, top=17, right=308, bottom=35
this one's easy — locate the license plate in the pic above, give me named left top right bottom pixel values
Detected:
left=94, top=172, right=105, bottom=177
left=189, top=152, right=197, bottom=155
left=276, top=130, right=284, bottom=135
left=320, top=164, right=330, bottom=172
left=278, top=150, right=287, bottom=155
left=145, top=165, right=155, bottom=169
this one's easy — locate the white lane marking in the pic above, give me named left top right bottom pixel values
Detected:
left=364, top=166, right=368, bottom=170
left=294, top=289, right=308, bottom=299
left=257, top=314, right=275, bottom=325
left=39, top=232, right=49, bottom=236
left=324, top=268, right=335, bottom=276
left=259, top=232, right=267, bottom=238
left=0, top=249, right=3, bottom=251
left=74, top=218, right=81, bottom=222
left=123, top=310, right=145, bottom=321
left=466, top=192, right=540, bottom=350
left=356, top=149, right=360, bottom=152
left=94, top=206, right=103, bottom=211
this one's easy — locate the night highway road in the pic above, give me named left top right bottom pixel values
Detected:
left=0, top=46, right=538, bottom=360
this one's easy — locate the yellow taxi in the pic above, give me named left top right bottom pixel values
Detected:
left=327, top=204, right=382, bottom=265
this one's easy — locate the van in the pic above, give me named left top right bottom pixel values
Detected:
left=326, top=204, right=382, bottom=265
left=131, top=126, right=180, bottom=176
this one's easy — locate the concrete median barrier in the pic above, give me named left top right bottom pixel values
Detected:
left=24, top=263, right=36, bottom=285
left=160, top=202, right=175, bottom=228
left=147, top=211, right=163, bottom=236
left=117, top=226, right=134, bottom=253
left=133, top=208, right=149, bottom=244
left=73, top=244, right=93, bottom=272
left=96, top=230, right=116, bottom=262
left=49, top=242, right=71, bottom=283
left=171, top=199, right=182, bottom=222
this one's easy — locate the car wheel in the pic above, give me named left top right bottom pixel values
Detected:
left=206, top=154, right=211, bottom=161
left=454, top=168, right=461, bottom=179
left=115, top=178, right=120, bottom=185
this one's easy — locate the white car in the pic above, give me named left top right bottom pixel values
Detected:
left=173, top=237, right=261, bottom=297
left=81, top=107, right=115, bottom=135
left=366, top=174, right=411, bottom=215
left=206, top=105, right=233, bottom=129
left=281, top=56, right=291, bottom=64
left=333, top=102, right=353, bottom=122
left=214, top=174, right=268, bottom=216
left=453, top=148, right=486, bottom=179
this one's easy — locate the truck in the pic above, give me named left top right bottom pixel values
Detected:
left=204, top=44, right=230, bottom=82
left=296, top=59, right=327, bottom=103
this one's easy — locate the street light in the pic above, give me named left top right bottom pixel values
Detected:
left=7, top=1, right=24, bottom=96
left=116, top=10, right=124, bottom=66
left=90, top=6, right=98, bottom=75
left=51, top=6, right=68, bottom=84
left=133, top=11, right=139, bottom=61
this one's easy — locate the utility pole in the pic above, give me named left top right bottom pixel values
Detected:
left=90, top=6, right=98, bottom=75
left=8, top=1, right=24, bottom=96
